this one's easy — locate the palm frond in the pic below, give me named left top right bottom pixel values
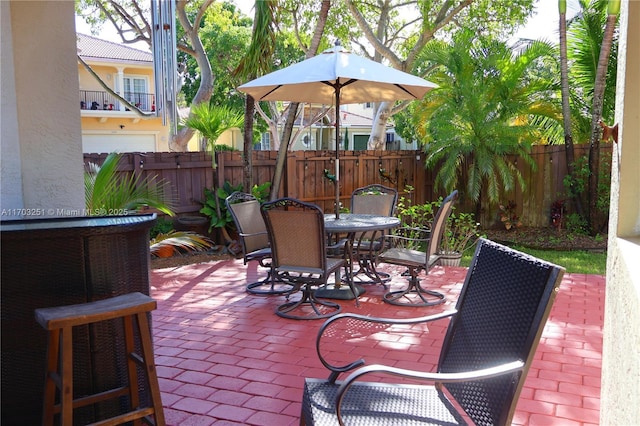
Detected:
left=85, top=152, right=175, bottom=216
left=150, top=231, right=214, bottom=257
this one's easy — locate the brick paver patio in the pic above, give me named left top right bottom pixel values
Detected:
left=150, top=258, right=605, bottom=425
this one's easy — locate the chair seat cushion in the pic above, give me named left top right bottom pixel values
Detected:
left=379, top=248, right=439, bottom=269
left=302, top=378, right=466, bottom=425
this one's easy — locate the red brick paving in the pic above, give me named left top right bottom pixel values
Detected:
left=150, top=258, right=605, bottom=425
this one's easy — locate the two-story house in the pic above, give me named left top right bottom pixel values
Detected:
left=77, top=33, right=171, bottom=152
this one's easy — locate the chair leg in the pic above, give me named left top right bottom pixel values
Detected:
left=383, top=270, right=446, bottom=307
left=276, top=285, right=341, bottom=320
left=42, top=328, right=60, bottom=426
left=135, top=312, right=166, bottom=426
left=60, top=326, right=74, bottom=426
left=246, top=269, right=297, bottom=296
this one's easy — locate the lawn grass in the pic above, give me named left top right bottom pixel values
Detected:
left=460, top=245, right=607, bottom=275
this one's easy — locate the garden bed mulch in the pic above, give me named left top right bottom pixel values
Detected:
left=482, top=227, right=607, bottom=252
left=150, top=227, right=607, bottom=270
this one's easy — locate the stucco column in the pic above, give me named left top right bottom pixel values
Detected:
left=117, top=67, right=125, bottom=111
left=2, top=0, right=84, bottom=217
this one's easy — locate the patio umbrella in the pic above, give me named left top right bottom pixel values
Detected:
left=238, top=42, right=436, bottom=217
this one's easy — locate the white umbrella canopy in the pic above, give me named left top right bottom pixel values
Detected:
left=238, top=44, right=436, bottom=104
left=238, top=43, right=436, bottom=216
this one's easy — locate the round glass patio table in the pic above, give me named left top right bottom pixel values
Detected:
left=318, top=213, right=401, bottom=300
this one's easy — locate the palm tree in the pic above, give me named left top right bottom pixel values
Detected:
left=414, top=30, right=558, bottom=217
left=559, top=0, right=586, bottom=220
left=183, top=103, right=244, bottom=168
left=183, top=102, right=243, bottom=242
left=586, top=0, right=620, bottom=232
left=563, top=0, right=619, bottom=233
left=85, top=152, right=175, bottom=216
left=234, top=0, right=278, bottom=192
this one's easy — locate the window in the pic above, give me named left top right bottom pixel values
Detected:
left=260, top=133, right=271, bottom=151
left=121, top=76, right=149, bottom=109
left=364, top=102, right=373, bottom=108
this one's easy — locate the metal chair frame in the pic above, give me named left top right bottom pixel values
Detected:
left=349, top=184, right=398, bottom=286
left=379, top=190, right=458, bottom=306
left=225, top=191, right=295, bottom=296
left=261, top=198, right=356, bottom=320
left=301, top=238, right=565, bottom=425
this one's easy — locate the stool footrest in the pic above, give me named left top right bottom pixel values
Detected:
left=87, top=407, right=156, bottom=426
left=52, top=386, right=130, bottom=413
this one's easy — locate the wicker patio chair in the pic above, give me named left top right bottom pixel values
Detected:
left=301, top=238, right=565, bottom=426
left=226, top=192, right=295, bottom=295
left=378, top=190, right=458, bottom=306
left=349, top=184, right=398, bottom=285
left=260, top=198, right=355, bottom=320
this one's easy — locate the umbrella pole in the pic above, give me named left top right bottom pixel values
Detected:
left=334, top=86, right=341, bottom=218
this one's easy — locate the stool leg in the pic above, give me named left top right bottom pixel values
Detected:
left=42, top=328, right=60, bottom=426
left=60, top=326, right=74, bottom=426
left=135, top=312, right=165, bottom=426
left=123, top=315, right=141, bottom=425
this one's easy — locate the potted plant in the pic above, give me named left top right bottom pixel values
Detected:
left=439, top=212, right=480, bottom=266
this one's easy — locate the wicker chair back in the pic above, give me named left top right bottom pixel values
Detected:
left=439, top=238, right=564, bottom=424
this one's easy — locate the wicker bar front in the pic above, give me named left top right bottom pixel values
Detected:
left=0, top=214, right=156, bottom=425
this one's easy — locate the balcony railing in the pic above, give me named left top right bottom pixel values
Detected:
left=80, top=90, right=155, bottom=112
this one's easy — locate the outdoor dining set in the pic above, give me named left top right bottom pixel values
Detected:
left=226, top=184, right=460, bottom=320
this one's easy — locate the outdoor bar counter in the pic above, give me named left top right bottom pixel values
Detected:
left=0, top=214, right=156, bottom=425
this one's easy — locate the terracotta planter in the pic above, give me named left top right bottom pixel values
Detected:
left=154, top=245, right=175, bottom=258
left=439, top=252, right=462, bottom=267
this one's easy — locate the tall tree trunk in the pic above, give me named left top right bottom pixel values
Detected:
left=270, top=0, right=331, bottom=200
left=587, top=1, right=619, bottom=233
left=171, top=0, right=215, bottom=151
left=559, top=0, right=586, bottom=221
left=368, top=102, right=391, bottom=150
left=243, top=95, right=255, bottom=192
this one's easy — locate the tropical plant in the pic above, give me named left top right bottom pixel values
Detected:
left=183, top=103, right=244, bottom=168
left=440, top=212, right=480, bottom=255
left=393, top=186, right=437, bottom=250
left=150, top=231, right=214, bottom=258
left=84, top=152, right=175, bottom=216
left=498, top=201, right=522, bottom=230
left=415, top=29, right=557, bottom=215
left=199, top=180, right=272, bottom=244
left=200, top=181, right=243, bottom=234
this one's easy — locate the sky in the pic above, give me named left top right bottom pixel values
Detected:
left=76, top=0, right=581, bottom=51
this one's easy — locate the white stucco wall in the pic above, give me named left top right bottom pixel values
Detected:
left=601, top=1, right=640, bottom=424
left=0, top=1, right=24, bottom=213
left=1, top=1, right=84, bottom=219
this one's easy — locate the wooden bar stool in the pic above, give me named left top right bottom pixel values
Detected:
left=35, top=292, right=165, bottom=426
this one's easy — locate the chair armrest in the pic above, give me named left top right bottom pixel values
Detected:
left=335, top=360, right=526, bottom=425
left=327, top=237, right=352, bottom=262
left=316, top=310, right=457, bottom=383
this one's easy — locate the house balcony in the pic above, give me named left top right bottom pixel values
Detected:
left=80, top=90, right=155, bottom=123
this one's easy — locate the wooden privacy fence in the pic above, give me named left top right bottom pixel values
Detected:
left=84, top=143, right=611, bottom=229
